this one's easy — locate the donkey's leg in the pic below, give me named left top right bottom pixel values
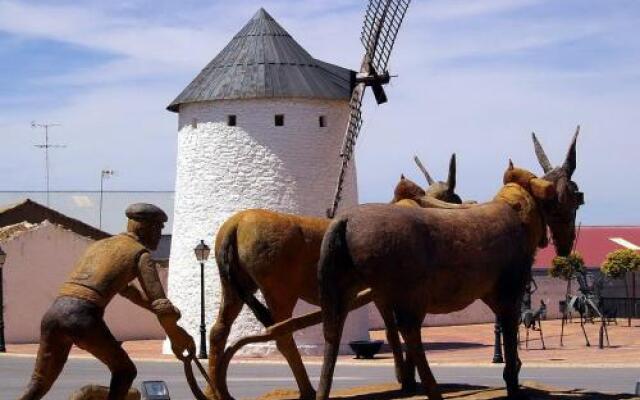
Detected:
left=374, top=301, right=416, bottom=392
left=208, top=281, right=245, bottom=400
left=317, top=293, right=350, bottom=400
left=265, top=295, right=315, bottom=400
left=500, top=311, right=525, bottom=399
left=397, top=318, right=442, bottom=400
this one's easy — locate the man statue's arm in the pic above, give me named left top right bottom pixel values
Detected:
left=119, top=283, right=153, bottom=311
left=136, top=252, right=194, bottom=358
left=136, top=252, right=180, bottom=324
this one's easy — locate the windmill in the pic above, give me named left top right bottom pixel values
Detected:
left=327, top=0, right=412, bottom=218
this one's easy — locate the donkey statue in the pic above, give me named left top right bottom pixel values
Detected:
left=316, top=130, right=583, bottom=400
left=208, top=155, right=466, bottom=400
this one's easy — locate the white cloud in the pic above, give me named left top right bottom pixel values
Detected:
left=415, top=0, right=545, bottom=21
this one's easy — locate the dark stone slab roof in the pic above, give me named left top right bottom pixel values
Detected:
left=0, top=199, right=110, bottom=241
left=167, top=8, right=355, bottom=112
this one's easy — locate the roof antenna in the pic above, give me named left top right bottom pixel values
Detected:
left=31, top=121, right=66, bottom=207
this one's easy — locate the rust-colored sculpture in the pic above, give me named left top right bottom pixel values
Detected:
left=18, top=203, right=195, bottom=400
left=316, top=131, right=583, bottom=400
left=208, top=157, right=465, bottom=400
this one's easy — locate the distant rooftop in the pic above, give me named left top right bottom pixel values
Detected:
left=0, top=199, right=110, bottom=241
left=535, top=226, right=640, bottom=269
left=0, top=191, right=174, bottom=235
left=167, top=8, right=354, bottom=112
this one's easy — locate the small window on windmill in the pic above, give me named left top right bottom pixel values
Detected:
left=275, top=114, right=285, bottom=127
left=319, top=115, right=327, bottom=128
left=227, top=115, right=237, bottom=126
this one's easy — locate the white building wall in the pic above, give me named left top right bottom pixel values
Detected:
left=167, top=98, right=367, bottom=355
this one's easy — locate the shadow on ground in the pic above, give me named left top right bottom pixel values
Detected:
left=253, top=382, right=640, bottom=399
left=380, top=341, right=489, bottom=353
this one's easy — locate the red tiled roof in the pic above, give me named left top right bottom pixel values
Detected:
left=534, top=226, right=640, bottom=269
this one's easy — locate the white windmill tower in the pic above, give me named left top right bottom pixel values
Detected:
left=166, top=3, right=411, bottom=355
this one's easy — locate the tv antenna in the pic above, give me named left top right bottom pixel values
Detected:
left=31, top=121, right=66, bottom=206
left=99, top=169, right=116, bottom=229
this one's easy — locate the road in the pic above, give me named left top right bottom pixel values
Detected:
left=1, top=356, right=639, bottom=399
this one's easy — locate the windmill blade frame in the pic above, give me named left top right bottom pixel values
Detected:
left=326, top=0, right=411, bottom=218
left=361, top=0, right=411, bottom=75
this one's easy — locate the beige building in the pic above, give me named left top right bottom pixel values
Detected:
left=0, top=199, right=167, bottom=344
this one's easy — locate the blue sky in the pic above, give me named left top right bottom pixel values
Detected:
left=0, top=0, right=638, bottom=224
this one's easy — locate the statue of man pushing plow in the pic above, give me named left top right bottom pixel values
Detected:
left=17, top=204, right=195, bottom=400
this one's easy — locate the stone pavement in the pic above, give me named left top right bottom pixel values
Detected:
left=5, top=319, right=640, bottom=366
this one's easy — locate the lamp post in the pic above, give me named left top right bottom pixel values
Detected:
left=0, top=245, right=7, bottom=352
left=491, top=319, right=504, bottom=363
left=194, top=240, right=211, bottom=359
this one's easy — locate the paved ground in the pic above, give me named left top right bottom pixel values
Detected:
left=8, top=319, right=639, bottom=366
left=3, top=319, right=640, bottom=398
left=2, top=356, right=640, bottom=399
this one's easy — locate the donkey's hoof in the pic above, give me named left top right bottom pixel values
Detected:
left=507, top=388, right=529, bottom=400
left=400, top=379, right=417, bottom=394
left=299, top=388, right=316, bottom=400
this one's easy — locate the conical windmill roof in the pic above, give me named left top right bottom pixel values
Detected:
left=167, top=8, right=355, bottom=112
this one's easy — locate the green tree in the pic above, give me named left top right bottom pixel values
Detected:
left=601, top=249, right=640, bottom=279
left=550, top=252, right=585, bottom=280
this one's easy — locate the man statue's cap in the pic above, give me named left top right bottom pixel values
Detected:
left=125, top=203, right=168, bottom=223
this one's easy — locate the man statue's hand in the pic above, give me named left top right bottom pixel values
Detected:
left=169, top=326, right=196, bottom=361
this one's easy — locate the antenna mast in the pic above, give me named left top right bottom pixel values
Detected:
left=31, top=121, right=66, bottom=206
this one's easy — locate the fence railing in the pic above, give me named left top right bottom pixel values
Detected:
left=601, top=297, right=640, bottom=319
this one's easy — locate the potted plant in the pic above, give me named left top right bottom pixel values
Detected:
left=601, top=249, right=640, bottom=326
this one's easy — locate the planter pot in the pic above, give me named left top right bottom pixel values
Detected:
left=349, top=340, right=384, bottom=359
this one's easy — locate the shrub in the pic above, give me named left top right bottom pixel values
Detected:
left=549, top=252, right=585, bottom=280
left=601, top=249, right=640, bottom=279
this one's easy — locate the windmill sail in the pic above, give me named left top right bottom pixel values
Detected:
left=327, top=0, right=411, bottom=218
left=362, top=0, right=411, bottom=74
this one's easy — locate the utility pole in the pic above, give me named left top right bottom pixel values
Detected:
left=99, top=169, right=115, bottom=229
left=31, top=122, right=65, bottom=206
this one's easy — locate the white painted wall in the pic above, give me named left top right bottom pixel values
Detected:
left=167, top=98, right=367, bottom=355
left=1, top=221, right=167, bottom=343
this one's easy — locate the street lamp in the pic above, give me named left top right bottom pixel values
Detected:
left=0, top=245, right=7, bottom=352
left=194, top=240, right=211, bottom=359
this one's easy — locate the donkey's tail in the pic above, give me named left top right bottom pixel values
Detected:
left=217, top=224, right=274, bottom=327
left=318, top=217, right=354, bottom=310
left=317, top=217, right=354, bottom=400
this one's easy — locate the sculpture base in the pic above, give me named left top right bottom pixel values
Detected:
left=253, top=381, right=639, bottom=399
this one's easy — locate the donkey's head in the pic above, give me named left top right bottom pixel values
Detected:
left=532, top=126, right=584, bottom=256
left=392, top=175, right=426, bottom=204
left=415, top=153, right=462, bottom=204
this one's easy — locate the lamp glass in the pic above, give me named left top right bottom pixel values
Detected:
left=194, top=240, right=211, bottom=263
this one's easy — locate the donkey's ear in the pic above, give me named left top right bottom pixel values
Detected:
left=563, top=125, right=579, bottom=178
left=530, top=178, right=555, bottom=200
left=508, top=159, right=515, bottom=170
left=400, top=174, right=405, bottom=180
left=447, top=153, right=456, bottom=192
